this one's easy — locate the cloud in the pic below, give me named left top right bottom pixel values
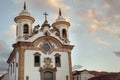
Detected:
left=100, top=0, right=120, bottom=37
left=114, top=51, right=120, bottom=57
left=104, top=24, right=120, bottom=36
left=103, top=3, right=110, bottom=9
left=72, top=65, right=83, bottom=70
left=77, top=6, right=105, bottom=34
left=31, top=0, right=70, bottom=10
left=105, top=0, right=120, bottom=16
left=79, top=7, right=99, bottom=21
left=5, top=25, right=16, bottom=39
left=0, top=61, right=8, bottom=72
left=30, top=0, right=71, bottom=19
left=88, top=23, right=99, bottom=34
left=0, top=40, right=10, bottom=59
left=0, top=40, right=10, bottom=72
left=95, top=39, right=111, bottom=46
left=70, top=23, right=81, bottom=33
left=69, top=0, right=120, bottom=37
left=76, top=3, right=120, bottom=37
left=11, top=0, right=23, bottom=7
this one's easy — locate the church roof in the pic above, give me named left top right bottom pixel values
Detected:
left=41, top=20, right=51, bottom=28
left=88, top=73, right=120, bottom=80
left=72, top=70, right=107, bottom=76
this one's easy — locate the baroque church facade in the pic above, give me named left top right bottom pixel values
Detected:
left=7, top=2, right=74, bottom=80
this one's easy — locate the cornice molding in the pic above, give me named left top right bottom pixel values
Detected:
left=14, top=15, right=35, bottom=23
left=52, top=21, right=70, bottom=27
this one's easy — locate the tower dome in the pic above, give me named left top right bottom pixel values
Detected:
left=56, top=8, right=65, bottom=22
left=19, top=8, right=30, bottom=16
left=52, top=8, right=70, bottom=28
left=19, top=2, right=30, bottom=16
left=14, top=2, right=35, bottom=23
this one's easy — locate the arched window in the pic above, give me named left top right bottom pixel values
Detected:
left=62, top=29, right=67, bottom=38
left=34, top=52, right=41, bottom=67
left=44, top=71, right=53, bottom=80
left=23, top=24, right=29, bottom=34
left=54, top=53, right=61, bottom=67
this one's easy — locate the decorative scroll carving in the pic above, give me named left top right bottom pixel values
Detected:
left=44, top=57, right=52, bottom=68
left=33, top=25, right=40, bottom=34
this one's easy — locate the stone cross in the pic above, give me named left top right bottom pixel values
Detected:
left=43, top=12, right=48, bottom=21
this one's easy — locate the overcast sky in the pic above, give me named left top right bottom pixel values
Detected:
left=0, top=0, right=120, bottom=74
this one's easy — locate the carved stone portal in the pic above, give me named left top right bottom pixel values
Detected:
left=39, top=57, right=57, bottom=80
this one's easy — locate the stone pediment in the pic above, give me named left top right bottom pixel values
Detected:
left=33, top=36, right=63, bottom=48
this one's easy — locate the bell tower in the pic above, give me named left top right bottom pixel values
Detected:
left=52, top=8, right=70, bottom=43
left=14, top=2, right=35, bottom=41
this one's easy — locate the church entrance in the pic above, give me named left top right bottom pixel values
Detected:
left=44, top=71, right=53, bottom=80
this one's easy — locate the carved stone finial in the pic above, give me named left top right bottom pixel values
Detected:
left=59, top=8, right=61, bottom=16
left=24, top=1, right=26, bottom=10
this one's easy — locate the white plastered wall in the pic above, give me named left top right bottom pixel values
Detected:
left=24, top=50, right=70, bottom=80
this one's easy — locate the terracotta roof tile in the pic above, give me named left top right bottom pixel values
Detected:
left=88, top=72, right=120, bottom=80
